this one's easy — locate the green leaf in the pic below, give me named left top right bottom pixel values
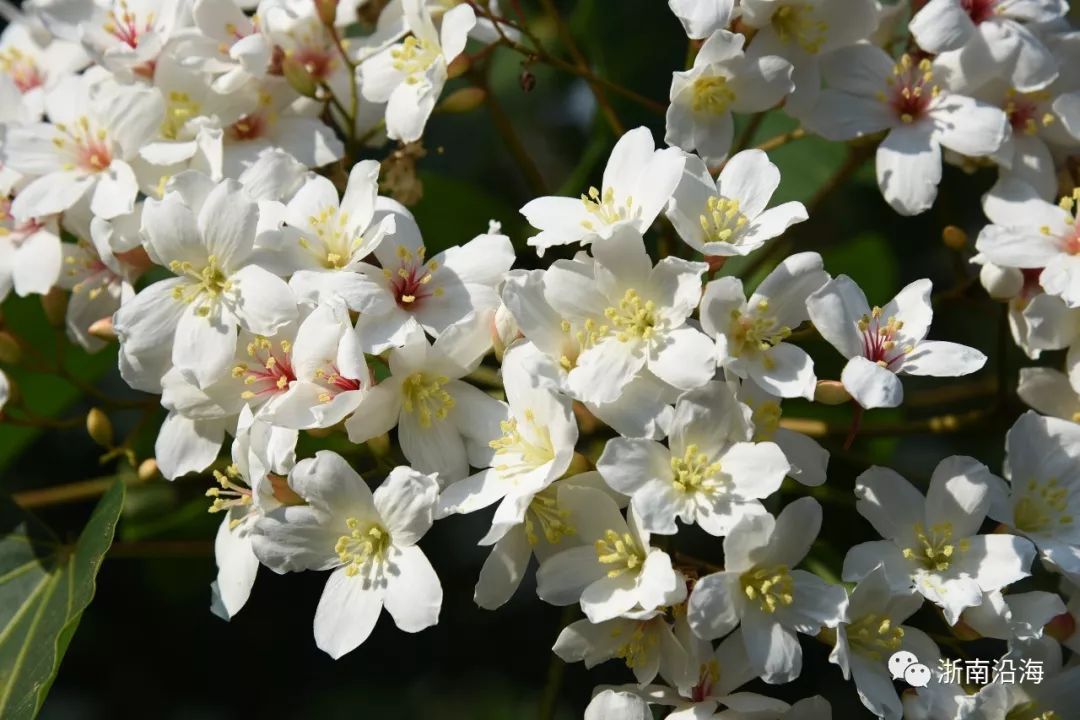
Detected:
left=0, top=478, right=125, bottom=718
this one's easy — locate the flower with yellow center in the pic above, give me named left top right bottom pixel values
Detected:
left=687, top=498, right=848, bottom=684
left=251, top=452, right=442, bottom=659
left=845, top=458, right=1036, bottom=625
left=995, top=412, right=1080, bottom=583
left=598, top=382, right=790, bottom=537
left=537, top=484, right=684, bottom=624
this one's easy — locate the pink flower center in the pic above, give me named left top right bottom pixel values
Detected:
left=885, top=54, right=939, bottom=124
left=858, top=307, right=912, bottom=369
left=229, top=112, right=267, bottom=141
left=961, top=0, right=998, bottom=24
left=235, top=337, right=296, bottom=400
left=104, top=3, right=154, bottom=49
left=385, top=245, right=441, bottom=310
left=0, top=50, right=44, bottom=93
left=292, top=47, right=336, bottom=81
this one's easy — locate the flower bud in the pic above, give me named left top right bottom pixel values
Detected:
left=41, top=288, right=67, bottom=327
left=439, top=87, right=486, bottom=114
left=814, top=380, right=851, bottom=405
left=491, top=304, right=519, bottom=362
left=519, top=70, right=536, bottom=92
left=282, top=55, right=319, bottom=98
left=942, top=225, right=968, bottom=251
left=88, top=317, right=118, bottom=342
left=269, top=473, right=306, bottom=506
left=447, top=53, right=470, bottom=79
left=314, top=0, right=337, bottom=25
left=1045, top=611, right=1076, bottom=643
left=0, top=331, right=21, bottom=364
left=86, top=408, right=114, bottom=449
left=137, top=458, right=159, bottom=482
left=979, top=262, right=1023, bottom=300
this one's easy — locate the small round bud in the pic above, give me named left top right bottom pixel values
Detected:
left=519, top=70, right=536, bottom=92
left=814, top=380, right=852, bottom=405
left=137, top=458, right=159, bottom=482
left=88, top=317, right=118, bottom=342
left=446, top=54, right=470, bottom=79
left=282, top=55, right=319, bottom=98
left=314, top=0, right=337, bottom=25
left=979, top=262, right=1023, bottom=300
left=86, top=408, right=114, bottom=449
left=439, top=87, right=486, bottom=114
left=41, top=288, right=68, bottom=327
left=942, top=225, right=968, bottom=251
left=0, top=331, right=22, bottom=364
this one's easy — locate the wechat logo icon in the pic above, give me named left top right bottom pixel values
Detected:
left=888, top=650, right=932, bottom=688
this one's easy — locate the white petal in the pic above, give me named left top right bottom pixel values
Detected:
left=841, top=356, right=904, bottom=409
left=313, top=566, right=384, bottom=659
left=876, top=125, right=942, bottom=216
left=383, top=544, right=442, bottom=632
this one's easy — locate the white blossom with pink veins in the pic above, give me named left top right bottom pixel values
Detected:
left=806, top=46, right=1008, bottom=215
left=807, top=275, right=986, bottom=409
left=2, top=71, right=164, bottom=221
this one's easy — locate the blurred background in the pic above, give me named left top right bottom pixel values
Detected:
left=3, top=0, right=1077, bottom=718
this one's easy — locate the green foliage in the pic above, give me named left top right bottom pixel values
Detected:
left=0, top=478, right=124, bottom=718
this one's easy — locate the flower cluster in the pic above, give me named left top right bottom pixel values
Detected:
left=1, top=0, right=1079, bottom=717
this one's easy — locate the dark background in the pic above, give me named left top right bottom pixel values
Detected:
left=2, top=1, right=1075, bottom=717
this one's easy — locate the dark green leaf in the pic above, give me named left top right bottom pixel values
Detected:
left=0, top=478, right=125, bottom=718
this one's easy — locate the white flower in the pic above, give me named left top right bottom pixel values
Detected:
left=218, top=83, right=345, bottom=177
left=910, top=0, right=1067, bottom=93
left=829, top=566, right=938, bottom=720
left=961, top=589, right=1066, bottom=643
left=207, top=411, right=285, bottom=621
left=253, top=451, right=443, bottom=659
left=666, top=150, right=808, bottom=258
left=1018, top=367, right=1080, bottom=421
left=597, top=381, right=790, bottom=537
left=113, top=174, right=298, bottom=389
left=436, top=343, right=578, bottom=544
left=687, top=497, right=848, bottom=683
left=701, top=252, right=826, bottom=399
left=520, top=126, right=685, bottom=255
left=975, top=178, right=1080, bottom=308
left=135, top=51, right=253, bottom=173
left=584, top=690, right=651, bottom=720
left=974, top=80, right=1080, bottom=200
left=344, top=317, right=500, bottom=483
left=274, top=160, right=397, bottom=313
left=0, top=19, right=87, bottom=123
left=738, top=0, right=880, bottom=119
left=667, top=0, right=733, bottom=40
left=359, top=0, right=475, bottom=142
left=0, top=194, right=62, bottom=299
left=259, top=300, right=371, bottom=431
left=182, top=0, right=273, bottom=93
left=55, top=0, right=190, bottom=81
left=806, top=275, right=987, bottom=409
left=988, top=411, right=1080, bottom=582
left=843, top=457, right=1037, bottom=624
left=806, top=47, right=1008, bottom=215
left=471, top=471, right=611, bottom=611
left=348, top=219, right=515, bottom=353
left=665, top=31, right=793, bottom=166
left=500, top=271, right=677, bottom=440
left=56, top=209, right=144, bottom=352
left=554, top=610, right=692, bottom=688
left=541, top=225, right=714, bottom=406
left=2, top=72, right=164, bottom=221
left=536, top=483, right=685, bottom=623
left=736, top=378, right=829, bottom=487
